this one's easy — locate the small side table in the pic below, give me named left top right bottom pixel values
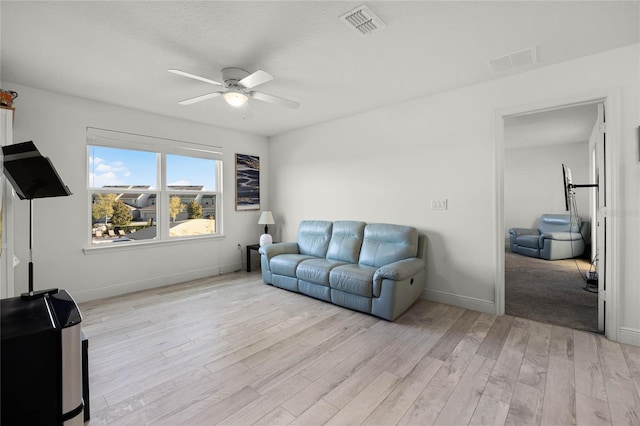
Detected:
left=246, top=244, right=260, bottom=272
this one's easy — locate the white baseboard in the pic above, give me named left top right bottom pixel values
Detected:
left=422, top=288, right=495, bottom=315
left=72, top=262, right=243, bottom=303
left=618, top=327, right=640, bottom=347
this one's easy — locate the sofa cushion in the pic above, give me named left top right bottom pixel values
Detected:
left=297, top=220, right=333, bottom=257
left=359, top=223, right=418, bottom=268
left=538, top=214, right=581, bottom=233
left=540, top=232, right=583, bottom=241
left=329, top=264, right=377, bottom=297
left=297, top=258, right=348, bottom=286
left=326, top=221, right=366, bottom=263
left=270, top=254, right=314, bottom=276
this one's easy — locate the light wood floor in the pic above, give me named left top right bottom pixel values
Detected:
left=79, top=272, right=640, bottom=426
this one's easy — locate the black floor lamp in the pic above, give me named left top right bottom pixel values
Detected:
left=2, top=141, right=72, bottom=299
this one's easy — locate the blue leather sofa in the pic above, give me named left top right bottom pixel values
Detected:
left=259, top=220, right=426, bottom=321
left=508, top=214, right=587, bottom=260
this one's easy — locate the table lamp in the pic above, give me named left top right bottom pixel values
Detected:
left=258, top=211, right=275, bottom=246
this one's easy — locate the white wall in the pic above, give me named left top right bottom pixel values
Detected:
left=504, top=141, right=590, bottom=234
left=2, top=83, right=269, bottom=302
left=268, top=44, right=640, bottom=344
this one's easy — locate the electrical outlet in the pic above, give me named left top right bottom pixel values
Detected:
left=431, top=199, right=448, bottom=210
left=237, top=243, right=241, bottom=250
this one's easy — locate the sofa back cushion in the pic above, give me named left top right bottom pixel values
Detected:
left=297, top=220, right=333, bottom=257
left=538, top=214, right=581, bottom=234
left=326, top=221, right=366, bottom=263
left=359, top=223, right=418, bottom=267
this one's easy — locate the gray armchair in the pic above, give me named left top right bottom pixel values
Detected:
left=509, top=214, right=587, bottom=260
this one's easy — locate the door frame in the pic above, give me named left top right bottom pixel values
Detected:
left=1, top=108, right=15, bottom=299
left=494, top=89, right=619, bottom=341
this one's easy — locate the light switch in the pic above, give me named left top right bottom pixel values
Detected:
left=431, top=199, right=448, bottom=210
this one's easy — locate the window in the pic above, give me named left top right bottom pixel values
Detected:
left=87, top=129, right=222, bottom=247
left=166, top=155, right=218, bottom=238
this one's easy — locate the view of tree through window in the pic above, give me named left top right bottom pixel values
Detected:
left=89, top=145, right=221, bottom=245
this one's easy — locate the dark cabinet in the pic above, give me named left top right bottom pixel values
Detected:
left=1, top=289, right=84, bottom=425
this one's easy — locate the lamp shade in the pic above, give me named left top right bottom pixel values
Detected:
left=258, top=211, right=275, bottom=225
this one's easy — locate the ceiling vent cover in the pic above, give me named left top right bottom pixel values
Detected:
left=487, top=46, right=538, bottom=74
left=340, top=4, right=386, bottom=36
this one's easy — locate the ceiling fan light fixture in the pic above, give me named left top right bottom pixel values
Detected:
left=223, top=90, right=248, bottom=107
left=171, top=67, right=298, bottom=109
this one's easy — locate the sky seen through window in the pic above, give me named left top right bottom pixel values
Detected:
left=89, top=146, right=216, bottom=190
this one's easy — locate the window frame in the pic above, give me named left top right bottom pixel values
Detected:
left=85, top=128, right=223, bottom=251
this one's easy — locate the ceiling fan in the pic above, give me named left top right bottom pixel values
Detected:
left=168, top=67, right=299, bottom=109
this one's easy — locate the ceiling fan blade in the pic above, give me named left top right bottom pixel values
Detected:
left=168, top=69, right=223, bottom=86
left=239, top=70, right=273, bottom=89
left=250, top=91, right=299, bottom=109
left=178, top=92, right=223, bottom=105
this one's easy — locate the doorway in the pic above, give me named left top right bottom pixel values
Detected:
left=495, top=93, right=617, bottom=339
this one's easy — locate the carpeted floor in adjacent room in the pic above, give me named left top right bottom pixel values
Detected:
left=505, top=246, right=600, bottom=333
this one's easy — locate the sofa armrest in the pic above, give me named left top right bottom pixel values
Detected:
left=540, top=232, right=584, bottom=242
left=508, top=228, right=539, bottom=237
left=373, top=258, right=425, bottom=288
left=258, top=242, right=299, bottom=261
left=375, top=257, right=425, bottom=281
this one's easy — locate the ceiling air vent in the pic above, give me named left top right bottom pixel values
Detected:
left=340, top=4, right=386, bottom=36
left=487, top=46, right=538, bottom=74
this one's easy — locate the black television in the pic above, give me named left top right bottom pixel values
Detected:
left=2, top=141, right=71, bottom=199
left=562, top=163, right=573, bottom=212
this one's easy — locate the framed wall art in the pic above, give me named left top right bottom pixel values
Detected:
left=235, top=153, right=260, bottom=210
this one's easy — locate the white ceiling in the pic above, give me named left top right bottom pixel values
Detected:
left=505, top=103, right=599, bottom=149
left=1, top=1, right=638, bottom=137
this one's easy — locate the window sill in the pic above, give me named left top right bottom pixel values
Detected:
left=83, top=234, right=225, bottom=255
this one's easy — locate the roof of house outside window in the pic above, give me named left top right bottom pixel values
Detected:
left=167, top=185, right=204, bottom=191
